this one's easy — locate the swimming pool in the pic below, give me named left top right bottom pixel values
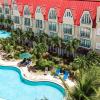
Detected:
left=0, top=66, right=65, bottom=100
left=0, top=30, right=11, bottom=38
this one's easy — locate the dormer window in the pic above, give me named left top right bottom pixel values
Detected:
left=64, top=9, right=72, bottom=18
left=5, top=8, right=9, bottom=14
left=48, top=8, right=57, bottom=19
left=36, top=7, right=41, bottom=13
left=81, top=11, right=92, bottom=25
left=35, top=6, right=44, bottom=29
left=24, top=6, right=30, bottom=15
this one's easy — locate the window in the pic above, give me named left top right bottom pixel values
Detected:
left=24, top=6, right=30, bottom=15
left=63, top=24, right=72, bottom=34
left=49, top=22, right=57, bottom=32
left=5, top=8, right=9, bottom=14
left=81, top=13, right=91, bottom=24
left=49, top=9, right=57, bottom=19
left=36, top=20, right=43, bottom=28
left=64, top=35, right=72, bottom=41
left=64, top=11, right=72, bottom=18
left=24, top=18, right=30, bottom=26
left=50, top=32, right=57, bottom=36
left=80, top=39, right=91, bottom=48
left=14, top=16, right=20, bottom=24
left=80, top=27, right=91, bottom=38
left=0, top=7, right=2, bottom=13
left=36, top=7, right=41, bottom=13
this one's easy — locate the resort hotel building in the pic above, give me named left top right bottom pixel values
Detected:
left=0, top=0, right=100, bottom=53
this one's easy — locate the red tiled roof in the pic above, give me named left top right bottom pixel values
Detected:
left=0, top=0, right=100, bottom=27
left=0, top=0, right=4, bottom=5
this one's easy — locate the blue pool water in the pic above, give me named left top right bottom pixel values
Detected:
left=0, top=66, right=65, bottom=100
left=0, top=30, right=11, bottom=38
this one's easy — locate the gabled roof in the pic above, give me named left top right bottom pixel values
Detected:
left=0, top=0, right=100, bottom=27
left=16, top=0, right=100, bottom=27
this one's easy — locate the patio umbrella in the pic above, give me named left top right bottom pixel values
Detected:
left=19, top=52, right=32, bottom=59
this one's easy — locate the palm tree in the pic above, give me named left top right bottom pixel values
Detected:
left=87, top=51, right=100, bottom=66
left=72, top=39, right=80, bottom=57
left=72, top=67, right=99, bottom=100
left=71, top=55, right=88, bottom=70
left=32, top=43, right=48, bottom=59
left=65, top=39, right=80, bottom=58
left=60, top=67, right=100, bottom=100
left=4, top=43, right=14, bottom=54
left=49, top=36, right=62, bottom=55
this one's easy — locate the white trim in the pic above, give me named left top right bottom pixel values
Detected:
left=80, top=11, right=92, bottom=26
left=48, top=8, right=57, bottom=22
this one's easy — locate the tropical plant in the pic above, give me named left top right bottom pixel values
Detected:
left=87, top=51, right=100, bottom=66
left=71, top=55, right=88, bottom=70
left=60, top=66, right=100, bottom=100
left=72, top=67, right=100, bottom=100
left=36, top=59, right=54, bottom=70
left=64, top=39, right=80, bottom=58
left=33, top=43, right=48, bottom=59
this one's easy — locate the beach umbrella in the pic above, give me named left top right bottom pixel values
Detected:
left=19, top=52, right=32, bottom=59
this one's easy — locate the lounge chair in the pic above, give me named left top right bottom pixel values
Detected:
left=63, top=71, right=69, bottom=80
left=17, top=59, right=27, bottom=67
left=54, top=68, right=61, bottom=77
left=26, top=61, right=32, bottom=67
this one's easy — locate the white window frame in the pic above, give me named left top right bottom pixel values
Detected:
left=63, top=9, right=73, bottom=18
left=35, top=6, right=44, bottom=29
left=48, top=8, right=57, bottom=20
left=80, top=11, right=92, bottom=25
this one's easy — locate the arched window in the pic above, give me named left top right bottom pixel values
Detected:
left=64, top=9, right=72, bottom=18
left=48, top=8, right=57, bottom=36
left=81, top=11, right=92, bottom=24
left=24, top=6, right=30, bottom=16
left=63, top=9, right=73, bottom=41
left=48, top=8, right=57, bottom=20
left=36, top=7, right=41, bottom=13
left=80, top=11, right=92, bottom=48
left=13, top=4, right=20, bottom=24
left=24, top=5, right=31, bottom=26
left=35, top=6, right=44, bottom=29
left=5, top=7, right=9, bottom=14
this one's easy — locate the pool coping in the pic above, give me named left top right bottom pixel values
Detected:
left=1, top=65, right=64, bottom=87
left=0, top=59, right=75, bottom=88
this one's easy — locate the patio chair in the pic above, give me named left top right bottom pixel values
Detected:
left=63, top=71, right=69, bottom=80
left=54, top=68, right=61, bottom=77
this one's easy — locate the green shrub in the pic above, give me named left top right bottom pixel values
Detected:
left=36, top=59, right=54, bottom=70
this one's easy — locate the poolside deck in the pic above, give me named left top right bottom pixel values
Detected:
left=0, top=56, right=76, bottom=89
